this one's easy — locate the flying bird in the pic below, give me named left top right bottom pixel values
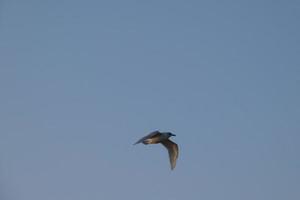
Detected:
left=134, top=130, right=179, bottom=170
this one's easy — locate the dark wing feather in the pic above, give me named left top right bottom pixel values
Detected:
left=133, top=131, right=161, bottom=145
left=161, top=139, right=179, bottom=170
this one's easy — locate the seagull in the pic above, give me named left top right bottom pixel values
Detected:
left=134, top=130, right=179, bottom=170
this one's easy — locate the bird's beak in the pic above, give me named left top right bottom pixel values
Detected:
left=171, top=133, right=176, bottom=136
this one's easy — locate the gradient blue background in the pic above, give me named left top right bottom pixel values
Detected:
left=1, top=1, right=299, bottom=200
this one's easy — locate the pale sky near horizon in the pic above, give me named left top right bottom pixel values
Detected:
left=1, top=1, right=300, bottom=200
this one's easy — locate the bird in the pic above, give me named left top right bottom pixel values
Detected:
left=134, top=130, right=179, bottom=170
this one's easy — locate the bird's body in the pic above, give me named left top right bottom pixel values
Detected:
left=134, top=131, right=179, bottom=170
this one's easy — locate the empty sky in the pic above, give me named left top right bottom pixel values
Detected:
left=0, top=0, right=300, bottom=200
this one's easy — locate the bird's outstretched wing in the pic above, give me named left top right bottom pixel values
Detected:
left=133, top=130, right=161, bottom=145
left=161, top=139, right=179, bottom=170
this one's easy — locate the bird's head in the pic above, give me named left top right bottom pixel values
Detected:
left=166, top=132, right=176, bottom=137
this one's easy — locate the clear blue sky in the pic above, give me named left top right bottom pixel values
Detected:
left=1, top=0, right=299, bottom=200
